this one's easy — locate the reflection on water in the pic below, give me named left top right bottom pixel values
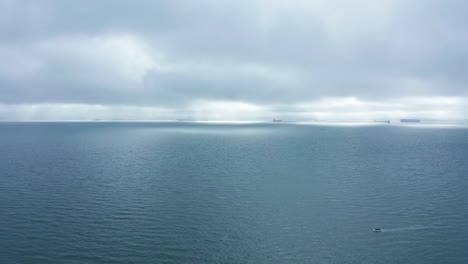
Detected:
left=0, top=122, right=467, bottom=263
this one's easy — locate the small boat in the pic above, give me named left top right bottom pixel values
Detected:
left=373, top=228, right=382, bottom=232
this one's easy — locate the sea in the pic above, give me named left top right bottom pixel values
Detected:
left=0, top=121, right=467, bottom=264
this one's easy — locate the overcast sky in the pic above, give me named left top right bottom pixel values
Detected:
left=1, top=0, right=468, bottom=120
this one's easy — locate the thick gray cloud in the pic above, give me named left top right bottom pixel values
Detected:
left=1, top=0, right=468, bottom=120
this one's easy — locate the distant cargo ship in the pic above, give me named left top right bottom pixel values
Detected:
left=272, top=119, right=283, bottom=122
left=400, top=119, right=420, bottom=123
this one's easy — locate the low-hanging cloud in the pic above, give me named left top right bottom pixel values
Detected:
left=1, top=0, right=468, bottom=120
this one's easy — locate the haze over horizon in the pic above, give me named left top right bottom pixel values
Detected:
left=1, top=0, right=468, bottom=121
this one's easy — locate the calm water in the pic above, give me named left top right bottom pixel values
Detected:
left=0, top=122, right=467, bottom=263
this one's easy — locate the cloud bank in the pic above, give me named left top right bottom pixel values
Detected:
left=1, top=0, right=468, bottom=120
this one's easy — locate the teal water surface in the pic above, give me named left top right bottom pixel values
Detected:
left=0, top=122, right=467, bottom=263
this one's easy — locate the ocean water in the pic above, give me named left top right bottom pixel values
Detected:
left=0, top=122, right=467, bottom=264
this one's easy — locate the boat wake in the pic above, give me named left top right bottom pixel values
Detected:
left=380, top=225, right=433, bottom=232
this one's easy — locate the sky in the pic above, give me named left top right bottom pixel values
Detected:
left=1, top=0, right=468, bottom=121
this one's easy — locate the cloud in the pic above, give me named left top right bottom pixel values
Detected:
left=37, top=34, right=157, bottom=83
left=1, top=34, right=157, bottom=80
left=1, top=0, right=468, bottom=120
left=1, top=96, right=465, bottom=121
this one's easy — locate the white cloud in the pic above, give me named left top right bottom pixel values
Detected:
left=0, top=103, right=175, bottom=121
left=37, top=34, right=159, bottom=84
left=294, top=96, right=467, bottom=120
left=189, top=100, right=268, bottom=120
left=0, top=96, right=466, bottom=121
left=0, top=33, right=160, bottom=85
